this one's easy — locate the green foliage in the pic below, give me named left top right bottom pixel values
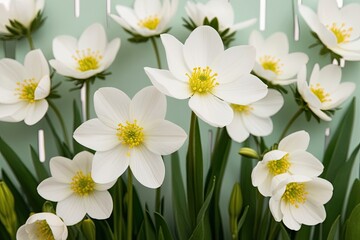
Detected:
left=344, top=203, right=360, bottom=239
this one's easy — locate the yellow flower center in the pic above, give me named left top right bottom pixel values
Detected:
left=282, top=182, right=308, bottom=208
left=70, top=171, right=95, bottom=197
left=260, top=55, right=283, bottom=75
left=15, top=79, right=38, bottom=103
left=34, top=219, right=55, bottom=240
left=187, top=66, right=219, bottom=94
left=73, top=49, right=103, bottom=72
left=327, top=22, right=353, bottom=44
left=231, top=104, right=253, bottom=114
left=138, top=16, right=161, bottom=30
left=311, top=83, right=331, bottom=103
left=117, top=120, right=144, bottom=148
left=267, top=154, right=291, bottom=176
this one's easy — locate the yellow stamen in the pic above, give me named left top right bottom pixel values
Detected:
left=231, top=104, right=253, bottom=114
left=117, top=120, right=144, bottom=148
left=187, top=66, right=219, bottom=94
left=72, top=49, right=103, bottom=72
left=15, top=78, right=38, bottom=103
left=327, top=22, right=353, bottom=44
left=34, top=219, right=55, bottom=240
left=138, top=16, right=161, bottom=30
left=282, top=182, right=308, bottom=208
left=310, top=83, right=331, bottom=103
left=267, top=154, right=291, bottom=176
left=70, top=171, right=95, bottom=197
left=260, top=55, right=283, bottom=75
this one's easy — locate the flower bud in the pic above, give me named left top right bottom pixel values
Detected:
left=0, top=181, right=17, bottom=237
left=42, top=201, right=55, bottom=214
left=228, top=183, right=243, bottom=217
left=238, top=147, right=259, bottom=159
left=81, top=218, right=96, bottom=240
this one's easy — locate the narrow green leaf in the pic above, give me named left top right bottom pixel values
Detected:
left=323, top=143, right=360, bottom=236
left=188, top=178, right=216, bottom=240
left=30, top=146, right=49, bottom=181
left=323, top=99, right=355, bottom=180
left=144, top=210, right=156, bottom=240
left=345, top=179, right=360, bottom=219
left=186, top=112, right=203, bottom=227
left=171, top=151, right=191, bottom=240
left=344, top=203, right=360, bottom=240
left=112, top=178, right=124, bottom=240
left=280, top=224, right=291, bottom=240
left=154, top=212, right=174, bottom=240
left=0, top=137, right=43, bottom=211
left=72, top=100, right=85, bottom=154
left=237, top=205, right=249, bottom=232
left=327, top=215, right=340, bottom=240
left=0, top=220, right=11, bottom=240
left=46, top=115, right=73, bottom=158
left=294, top=226, right=312, bottom=240
left=94, top=220, right=114, bottom=240
left=157, top=227, right=165, bottom=240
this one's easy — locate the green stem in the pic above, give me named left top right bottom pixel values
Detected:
left=85, top=80, right=91, bottom=120
left=127, top=170, right=133, bottom=240
left=278, top=108, right=304, bottom=142
left=48, top=100, right=70, bottom=146
left=150, top=37, right=162, bottom=69
left=26, top=32, right=35, bottom=50
left=155, top=187, right=161, bottom=213
left=253, top=191, right=264, bottom=239
left=114, top=179, right=122, bottom=240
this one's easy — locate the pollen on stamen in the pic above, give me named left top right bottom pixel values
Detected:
left=231, top=104, right=253, bottom=114
left=15, top=78, right=38, bottom=103
left=72, top=48, right=103, bottom=72
left=117, top=120, right=144, bottom=149
left=282, top=182, right=308, bottom=208
left=267, top=154, right=291, bottom=176
left=187, top=66, right=219, bottom=94
left=260, top=55, right=283, bottom=75
left=34, top=220, right=55, bottom=240
left=70, top=171, right=95, bottom=197
left=138, top=16, right=161, bottom=30
left=310, top=83, right=331, bottom=103
left=327, top=22, right=353, bottom=44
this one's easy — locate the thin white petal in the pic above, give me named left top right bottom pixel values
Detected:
left=52, top=36, right=77, bottom=67
left=226, top=113, right=250, bottom=143
left=231, top=18, right=257, bottom=31
left=37, top=178, right=72, bottom=202
left=278, top=53, right=309, bottom=80
left=282, top=202, right=302, bottom=230
left=317, top=0, right=341, bottom=25
left=306, top=178, right=333, bottom=204
left=323, top=82, right=355, bottom=110
left=34, top=75, right=51, bottom=100
left=56, top=195, right=86, bottom=225
left=291, top=201, right=325, bottom=225
left=269, top=198, right=283, bottom=221
left=278, top=130, right=309, bottom=152
left=289, top=151, right=323, bottom=177
left=24, top=100, right=48, bottom=125
left=249, top=30, right=265, bottom=55
left=72, top=151, right=94, bottom=174
left=50, top=156, right=75, bottom=182
left=79, top=23, right=107, bottom=52
left=251, top=89, right=284, bottom=117
left=101, top=38, right=121, bottom=69
left=24, top=49, right=49, bottom=80
left=242, top=114, right=273, bottom=137
left=312, top=64, right=341, bottom=93
left=264, top=32, right=289, bottom=56
left=309, top=106, right=332, bottom=121
left=85, top=192, right=113, bottom=220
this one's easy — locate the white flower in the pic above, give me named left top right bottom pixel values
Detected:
left=269, top=173, right=333, bottom=231
left=111, top=0, right=178, bottom=37
left=251, top=130, right=324, bottom=197
left=49, top=23, right=120, bottom=80
left=249, top=30, right=309, bottom=85
left=0, top=0, right=44, bottom=35
left=226, top=89, right=284, bottom=143
left=0, top=49, right=50, bottom=125
left=16, top=212, right=68, bottom=240
left=299, top=0, right=360, bottom=61
left=297, top=64, right=355, bottom=121
left=73, top=86, right=187, bottom=188
left=185, top=0, right=256, bottom=33
left=145, top=26, right=268, bottom=127
left=37, top=151, right=115, bottom=226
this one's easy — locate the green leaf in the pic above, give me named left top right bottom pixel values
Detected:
left=327, top=215, right=340, bottom=240
left=0, top=220, right=11, bottom=240
left=294, top=226, right=312, bottom=240
left=72, top=100, right=85, bottom=154
left=144, top=210, right=156, bottom=240
left=112, top=178, right=125, bottom=240
left=188, top=178, right=215, bottom=240
left=323, top=98, right=355, bottom=180
left=280, top=224, right=291, bottom=240
left=345, top=179, right=360, bottom=219
left=94, top=220, right=114, bottom=240
left=237, top=205, right=249, bottom=232
left=0, top=137, right=43, bottom=211
left=154, top=212, right=174, bottom=240
left=344, top=203, right=360, bottom=240
left=30, top=146, right=49, bottom=181
left=186, top=113, right=204, bottom=227
left=46, top=115, right=73, bottom=158
left=1, top=170, right=29, bottom=225
left=171, top=151, right=191, bottom=240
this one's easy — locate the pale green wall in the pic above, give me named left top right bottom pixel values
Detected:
left=0, top=0, right=359, bottom=236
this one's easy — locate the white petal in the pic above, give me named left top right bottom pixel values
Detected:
left=183, top=26, right=224, bottom=68
left=289, top=151, right=323, bottom=177
left=278, top=130, right=309, bottom=152
left=306, top=178, right=333, bottom=204
left=56, top=195, right=86, bottom=225
left=323, top=82, right=355, bottom=109
left=94, top=87, right=131, bottom=127
left=160, top=33, right=189, bottom=81
left=242, top=114, right=273, bottom=137
left=214, top=74, right=268, bottom=105
left=0, top=102, right=25, bottom=118
left=252, top=162, right=270, bottom=187
left=144, top=119, right=187, bottom=155
left=144, top=67, right=191, bottom=99
left=278, top=53, right=309, bottom=80
left=0, top=59, right=26, bottom=82
left=341, top=4, right=360, bottom=40
left=251, top=89, right=284, bottom=117
left=114, top=5, right=140, bottom=32
left=291, top=201, right=325, bottom=225
left=52, top=36, right=77, bottom=67
left=226, top=113, right=250, bottom=143
left=264, top=32, right=289, bottom=56
left=72, top=151, right=94, bottom=174
left=312, top=64, right=341, bottom=93
left=24, top=100, right=48, bottom=125
left=73, top=119, right=119, bottom=151
left=309, top=106, right=332, bottom=121
left=34, top=75, right=51, bottom=100
left=330, top=47, right=360, bottom=61
left=37, top=178, right=72, bottom=202
left=13, top=0, right=36, bottom=26
left=317, top=0, right=341, bottom=25
left=269, top=198, right=283, bottom=221
left=49, top=60, right=95, bottom=79
left=262, top=150, right=288, bottom=163
left=189, top=94, right=233, bottom=127
left=92, top=146, right=130, bottom=184
left=130, top=86, right=166, bottom=125
left=95, top=180, right=117, bottom=191
left=101, top=38, right=121, bottom=69
left=16, top=225, right=28, bottom=239
left=249, top=30, right=265, bottom=55
left=50, top=156, right=75, bottom=182
left=129, top=146, right=165, bottom=188
left=212, top=46, right=255, bottom=84
left=282, top=202, right=301, bottom=230
left=85, top=192, right=113, bottom=220
left=24, top=49, right=49, bottom=80
left=78, top=23, right=107, bottom=52
left=231, top=18, right=257, bottom=31
left=134, top=0, right=162, bottom=19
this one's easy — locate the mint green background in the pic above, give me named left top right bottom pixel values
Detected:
left=0, top=0, right=359, bottom=235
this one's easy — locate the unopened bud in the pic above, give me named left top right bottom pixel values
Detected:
left=239, top=147, right=259, bottom=159
left=228, top=183, right=243, bottom=217
left=42, top=201, right=55, bottom=214
left=0, top=181, right=17, bottom=237
left=81, top=218, right=96, bottom=240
